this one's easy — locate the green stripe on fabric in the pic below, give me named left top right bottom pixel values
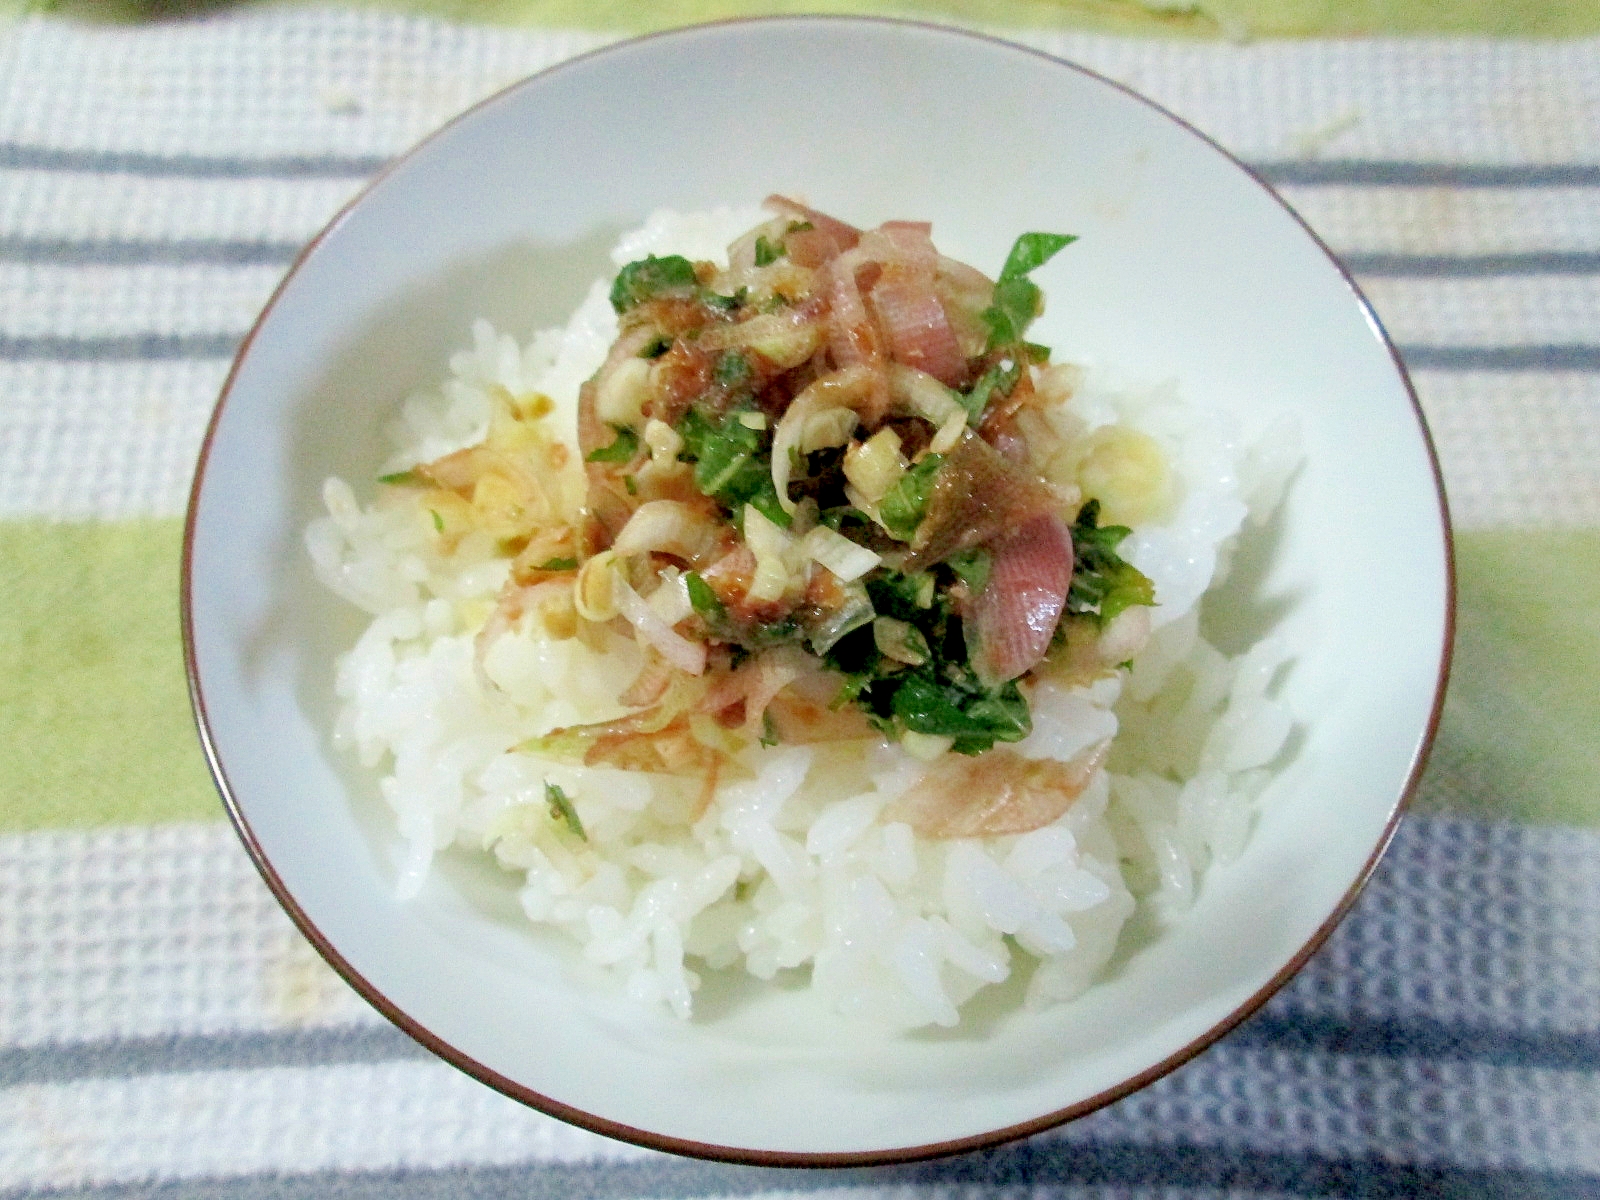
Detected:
left=0, top=518, right=221, bottom=832
left=1414, top=529, right=1600, bottom=829
left=12, top=0, right=1600, bottom=39
left=2, top=521, right=1596, bottom=831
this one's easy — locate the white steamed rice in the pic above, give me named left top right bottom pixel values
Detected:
left=305, top=207, right=1298, bottom=1028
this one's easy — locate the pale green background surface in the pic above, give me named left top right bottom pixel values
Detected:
left=3, top=520, right=1594, bottom=832
left=1434, top=531, right=1600, bottom=829
left=1, top=520, right=218, bottom=830
left=10, top=0, right=1600, bottom=38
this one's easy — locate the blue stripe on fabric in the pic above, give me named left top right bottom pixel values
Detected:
left=0, top=144, right=391, bottom=179
left=4, top=143, right=1598, bottom=189
left=2, top=1143, right=1595, bottom=1199
left=0, top=1025, right=425, bottom=1088
left=1397, top=344, right=1600, bottom=372
left=0, top=237, right=303, bottom=266
left=3, top=1011, right=1593, bottom=1088
left=9, top=238, right=1600, bottom=279
left=0, top=332, right=242, bottom=361
left=1342, top=251, right=1600, bottom=277
left=1253, top=160, right=1600, bottom=188
left=1230, top=1012, right=1600, bottom=1072
left=6, top=333, right=1597, bottom=372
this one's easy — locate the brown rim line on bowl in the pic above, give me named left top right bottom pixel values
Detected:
left=182, top=16, right=1454, bottom=1165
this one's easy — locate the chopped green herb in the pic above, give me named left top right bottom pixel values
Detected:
left=1066, top=499, right=1157, bottom=624
left=983, top=232, right=1076, bottom=352
left=814, top=558, right=1035, bottom=754
left=544, top=781, right=586, bottom=841
left=888, top=671, right=1031, bottom=753
left=534, top=557, right=579, bottom=571
left=960, top=689, right=1033, bottom=743
left=428, top=509, right=444, bottom=533
left=377, top=469, right=421, bottom=486
left=874, top=616, right=931, bottom=666
left=609, top=254, right=699, bottom=314
left=961, top=361, right=1021, bottom=424
left=685, top=414, right=752, bottom=491
left=685, top=570, right=727, bottom=621
left=878, top=454, right=945, bottom=542
left=702, top=286, right=748, bottom=313
left=869, top=571, right=937, bottom=619
left=567, top=219, right=1134, bottom=762
left=623, top=474, right=638, bottom=495
left=983, top=277, right=1043, bottom=351
left=585, top=424, right=639, bottom=464
left=830, top=672, right=870, bottom=710
left=820, top=505, right=872, bottom=533
left=999, top=232, right=1077, bottom=282
left=947, top=548, right=992, bottom=593
left=675, top=407, right=791, bottom=528
left=713, top=350, right=755, bottom=393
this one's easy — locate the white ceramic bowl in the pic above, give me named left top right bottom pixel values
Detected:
left=184, top=17, right=1453, bottom=1164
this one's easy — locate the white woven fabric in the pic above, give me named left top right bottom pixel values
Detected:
left=9, top=17, right=1594, bottom=165
left=1413, top=370, right=1600, bottom=529
left=1, top=10, right=1598, bottom=1197
left=3, top=1045, right=1595, bottom=1189
left=4, top=817, right=1597, bottom=1050
left=1021, top=33, right=1600, bottom=163
left=2, top=815, right=1596, bottom=1189
left=0, top=170, right=364, bottom=244
left=0, top=359, right=229, bottom=519
left=0, top=262, right=284, bottom=338
left=1277, top=185, right=1600, bottom=255
left=0, top=13, right=605, bottom=159
left=0, top=823, right=377, bottom=1047
left=2, top=14, right=1597, bottom=525
left=0, top=1061, right=648, bottom=1190
left=1361, top=275, right=1600, bottom=346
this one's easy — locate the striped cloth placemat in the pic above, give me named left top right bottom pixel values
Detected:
left=2, top=11, right=1597, bottom=1198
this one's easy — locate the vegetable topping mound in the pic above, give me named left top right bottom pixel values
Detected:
left=387, top=198, right=1159, bottom=811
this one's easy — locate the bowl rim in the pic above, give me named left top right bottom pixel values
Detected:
left=181, top=13, right=1457, bottom=1168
